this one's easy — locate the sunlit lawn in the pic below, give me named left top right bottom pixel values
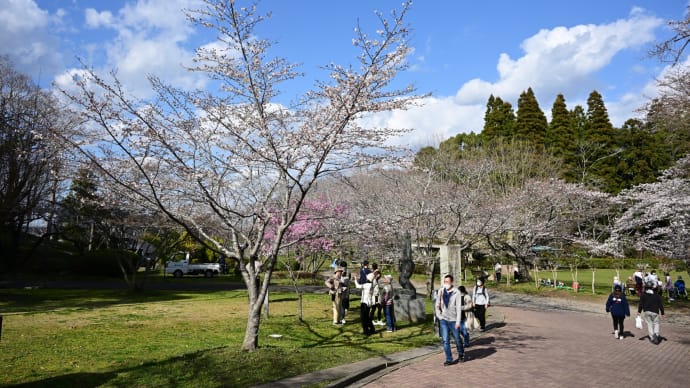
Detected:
left=0, top=288, right=438, bottom=387
left=1, top=266, right=686, bottom=386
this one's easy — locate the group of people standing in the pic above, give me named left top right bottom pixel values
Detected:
left=435, top=275, right=490, bottom=366
left=325, top=260, right=396, bottom=335
left=628, top=269, right=681, bottom=301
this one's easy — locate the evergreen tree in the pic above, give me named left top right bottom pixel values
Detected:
left=514, top=87, right=547, bottom=146
left=608, top=119, right=672, bottom=193
left=59, top=167, right=103, bottom=253
left=482, top=95, right=516, bottom=142
left=438, top=132, right=482, bottom=156
left=562, top=105, right=588, bottom=184
left=584, top=90, right=616, bottom=148
left=545, top=94, right=574, bottom=158
left=583, top=90, right=619, bottom=192
left=645, top=97, right=690, bottom=161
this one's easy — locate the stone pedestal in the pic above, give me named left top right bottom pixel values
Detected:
left=394, top=288, right=426, bottom=323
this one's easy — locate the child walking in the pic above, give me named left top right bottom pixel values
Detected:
left=605, top=284, right=630, bottom=340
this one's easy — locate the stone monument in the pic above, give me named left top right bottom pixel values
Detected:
left=394, top=231, right=426, bottom=322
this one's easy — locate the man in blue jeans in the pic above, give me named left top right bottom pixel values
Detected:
left=435, top=274, right=464, bottom=366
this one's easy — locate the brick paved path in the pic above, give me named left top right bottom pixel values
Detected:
left=363, top=305, right=690, bottom=388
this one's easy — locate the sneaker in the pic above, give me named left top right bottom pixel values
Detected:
left=619, top=335, right=623, bottom=340
left=386, top=329, right=393, bottom=333
left=456, top=355, right=464, bottom=363
left=443, top=359, right=459, bottom=366
left=614, top=330, right=618, bottom=338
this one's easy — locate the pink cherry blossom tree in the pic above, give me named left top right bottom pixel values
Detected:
left=58, top=0, right=419, bottom=351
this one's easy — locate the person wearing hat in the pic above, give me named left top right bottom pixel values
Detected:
left=638, top=280, right=665, bottom=344
left=325, top=267, right=348, bottom=325
left=605, top=283, right=630, bottom=340
left=355, top=271, right=377, bottom=335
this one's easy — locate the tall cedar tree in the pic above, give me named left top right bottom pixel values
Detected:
left=482, top=95, right=516, bottom=142
left=514, top=87, right=547, bottom=146
left=584, top=90, right=619, bottom=191
left=560, top=105, right=588, bottom=183
left=545, top=93, right=574, bottom=158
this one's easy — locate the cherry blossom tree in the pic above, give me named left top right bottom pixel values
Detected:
left=59, top=0, right=419, bottom=351
left=608, top=155, right=690, bottom=273
left=486, top=179, right=611, bottom=283
left=649, top=6, right=690, bottom=66
left=333, top=167, right=457, bottom=293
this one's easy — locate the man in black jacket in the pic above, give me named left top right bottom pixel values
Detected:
left=638, top=281, right=665, bottom=344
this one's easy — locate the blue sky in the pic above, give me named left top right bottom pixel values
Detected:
left=1, top=0, right=688, bottom=149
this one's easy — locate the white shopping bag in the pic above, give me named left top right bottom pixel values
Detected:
left=635, top=315, right=643, bottom=329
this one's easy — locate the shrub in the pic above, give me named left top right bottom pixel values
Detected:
left=68, top=249, right=140, bottom=278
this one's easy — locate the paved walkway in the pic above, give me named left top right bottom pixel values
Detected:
left=362, top=303, right=690, bottom=388
left=257, top=291, right=690, bottom=388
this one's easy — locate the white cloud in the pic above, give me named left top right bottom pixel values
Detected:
left=389, top=9, right=666, bottom=149
left=0, top=0, right=62, bottom=78
left=0, top=0, right=48, bottom=33
left=370, top=97, right=485, bottom=148
left=65, top=0, right=207, bottom=97
left=456, top=10, right=662, bottom=105
left=85, top=8, right=115, bottom=28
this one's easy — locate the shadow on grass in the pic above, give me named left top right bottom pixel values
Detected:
left=9, top=372, right=119, bottom=388
left=7, top=342, right=348, bottom=388
left=0, top=287, right=247, bottom=314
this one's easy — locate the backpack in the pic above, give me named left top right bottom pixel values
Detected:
left=473, top=286, right=486, bottom=298
left=359, top=268, right=370, bottom=284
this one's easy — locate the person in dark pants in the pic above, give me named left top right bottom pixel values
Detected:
left=605, top=284, right=630, bottom=340
left=494, top=262, right=502, bottom=283
left=369, top=267, right=383, bottom=325
left=458, top=285, right=472, bottom=347
left=472, top=279, right=490, bottom=330
left=355, top=272, right=376, bottom=335
left=638, top=281, right=665, bottom=344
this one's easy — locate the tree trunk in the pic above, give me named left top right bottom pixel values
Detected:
left=298, top=292, right=303, bottom=321
left=242, top=274, right=265, bottom=351
left=241, top=308, right=262, bottom=351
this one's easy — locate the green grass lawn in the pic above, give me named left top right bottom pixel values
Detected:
left=1, top=267, right=686, bottom=387
left=0, top=288, right=438, bottom=387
